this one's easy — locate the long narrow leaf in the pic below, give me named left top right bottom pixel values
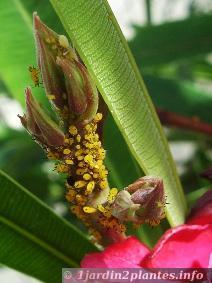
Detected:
left=104, top=114, right=142, bottom=189
left=130, top=15, right=212, bottom=67
left=0, top=0, right=62, bottom=106
left=144, top=75, right=212, bottom=124
left=0, top=0, right=34, bottom=105
left=0, top=170, right=97, bottom=283
left=50, top=0, right=187, bottom=226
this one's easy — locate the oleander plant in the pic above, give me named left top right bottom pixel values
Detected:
left=0, top=0, right=211, bottom=282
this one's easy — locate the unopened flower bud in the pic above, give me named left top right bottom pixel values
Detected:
left=33, top=13, right=67, bottom=113
left=56, top=57, right=98, bottom=122
left=33, top=13, right=98, bottom=124
left=111, top=176, right=166, bottom=226
left=111, top=190, right=140, bottom=222
left=18, top=87, right=65, bottom=147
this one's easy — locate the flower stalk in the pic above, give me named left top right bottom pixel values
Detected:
left=19, top=14, right=166, bottom=245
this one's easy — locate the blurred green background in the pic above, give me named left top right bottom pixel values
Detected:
left=0, top=0, right=211, bottom=265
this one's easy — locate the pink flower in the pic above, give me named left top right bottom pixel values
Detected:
left=81, top=191, right=212, bottom=268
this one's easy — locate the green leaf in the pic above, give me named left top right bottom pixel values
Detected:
left=0, top=170, right=97, bottom=283
left=129, top=14, right=212, bottom=67
left=0, top=0, right=63, bottom=106
left=134, top=223, right=164, bottom=248
left=145, top=0, right=152, bottom=26
left=186, top=187, right=211, bottom=208
left=50, top=0, right=187, bottom=226
left=19, top=0, right=64, bottom=33
left=144, top=75, right=212, bottom=124
left=0, top=0, right=35, bottom=105
left=104, top=114, right=143, bottom=189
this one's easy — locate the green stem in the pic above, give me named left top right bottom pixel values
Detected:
left=145, top=0, right=152, bottom=25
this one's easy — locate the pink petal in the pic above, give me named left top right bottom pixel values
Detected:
left=81, top=236, right=150, bottom=268
left=144, top=224, right=212, bottom=268
left=208, top=253, right=212, bottom=268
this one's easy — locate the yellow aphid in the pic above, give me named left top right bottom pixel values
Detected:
left=47, top=151, right=59, bottom=160
left=85, top=134, right=93, bottom=142
left=56, top=163, right=68, bottom=173
left=98, top=148, right=106, bottom=159
left=97, top=204, right=105, bottom=213
left=64, top=138, right=74, bottom=145
left=78, top=161, right=85, bottom=168
left=83, top=206, right=97, bottom=213
left=94, top=113, right=103, bottom=122
left=65, top=159, right=74, bottom=165
left=85, top=124, right=92, bottom=132
left=92, top=124, right=97, bottom=132
left=66, top=190, right=76, bottom=202
left=156, top=201, right=164, bottom=208
left=71, top=205, right=79, bottom=214
left=63, top=148, right=71, bottom=155
left=86, top=181, right=95, bottom=194
left=94, top=133, right=99, bottom=140
left=97, top=204, right=111, bottom=218
left=75, top=194, right=86, bottom=205
left=85, top=142, right=93, bottom=149
left=77, top=155, right=84, bottom=161
left=107, top=188, right=118, bottom=203
left=29, top=66, right=41, bottom=87
left=76, top=134, right=81, bottom=142
left=148, top=219, right=160, bottom=227
left=74, top=180, right=86, bottom=189
left=58, top=35, right=69, bottom=48
left=68, top=138, right=74, bottom=145
left=99, top=169, right=108, bottom=179
left=84, top=154, right=93, bottom=164
left=99, top=180, right=107, bottom=189
left=84, top=149, right=90, bottom=154
left=75, top=149, right=83, bottom=157
left=69, top=125, right=78, bottom=136
left=83, top=173, right=91, bottom=181
left=97, top=160, right=103, bottom=166
left=76, top=168, right=87, bottom=175
left=64, top=138, right=70, bottom=144
left=93, top=173, right=99, bottom=179
left=46, top=95, right=55, bottom=100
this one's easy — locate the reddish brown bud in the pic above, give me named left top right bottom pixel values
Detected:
left=56, top=57, right=98, bottom=122
left=33, top=13, right=98, bottom=124
left=111, top=176, right=166, bottom=226
left=33, top=13, right=67, bottom=113
left=18, top=87, right=65, bottom=147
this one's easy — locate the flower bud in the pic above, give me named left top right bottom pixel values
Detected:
left=111, top=190, right=140, bottom=222
left=33, top=13, right=67, bottom=113
left=111, top=176, right=166, bottom=226
left=33, top=13, right=98, bottom=124
left=18, top=87, right=65, bottom=147
left=56, top=57, right=98, bottom=123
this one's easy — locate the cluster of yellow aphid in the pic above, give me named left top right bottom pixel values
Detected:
left=24, top=16, right=127, bottom=243
left=47, top=113, right=125, bottom=242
